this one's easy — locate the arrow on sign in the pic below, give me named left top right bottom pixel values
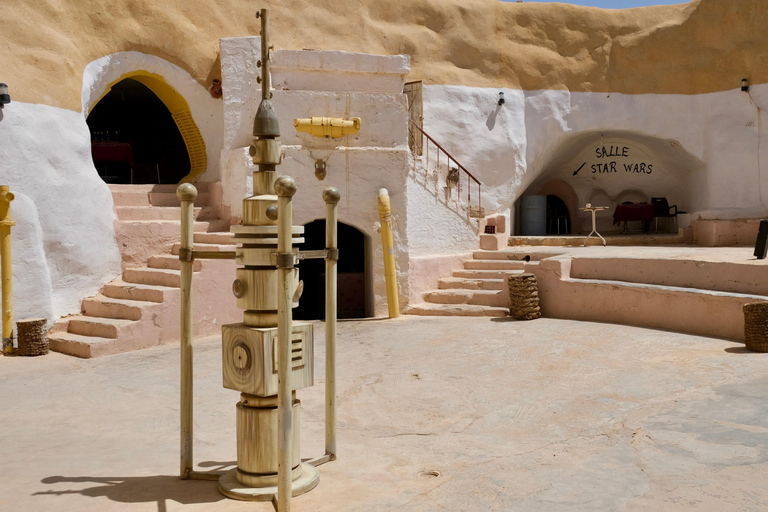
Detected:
left=573, top=162, right=586, bottom=176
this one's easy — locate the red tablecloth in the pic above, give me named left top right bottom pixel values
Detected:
left=612, top=203, right=654, bottom=225
left=91, top=142, right=134, bottom=168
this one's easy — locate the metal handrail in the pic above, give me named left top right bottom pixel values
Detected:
left=410, top=119, right=482, bottom=210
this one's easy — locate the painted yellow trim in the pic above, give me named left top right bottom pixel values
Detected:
left=88, top=70, right=207, bottom=184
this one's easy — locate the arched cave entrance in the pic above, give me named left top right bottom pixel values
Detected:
left=86, top=72, right=208, bottom=185
left=294, top=220, right=373, bottom=321
left=515, top=130, right=705, bottom=235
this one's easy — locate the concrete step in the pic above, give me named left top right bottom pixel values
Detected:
left=116, top=219, right=225, bottom=233
left=453, top=269, right=524, bottom=280
left=110, top=186, right=213, bottom=207
left=109, top=183, right=215, bottom=193
left=148, top=255, right=202, bottom=272
left=66, top=315, right=136, bottom=339
left=404, top=303, right=509, bottom=317
left=542, top=268, right=768, bottom=341
left=172, top=242, right=237, bottom=255
left=115, top=206, right=219, bottom=222
left=424, top=289, right=508, bottom=307
left=194, top=231, right=234, bottom=244
left=509, top=232, right=689, bottom=247
left=150, top=192, right=210, bottom=207
left=473, top=250, right=563, bottom=261
left=464, top=260, right=527, bottom=271
left=569, top=257, right=768, bottom=297
left=123, top=267, right=181, bottom=288
left=82, top=294, right=158, bottom=321
left=48, top=332, right=117, bottom=359
left=438, top=277, right=506, bottom=290
left=111, top=190, right=152, bottom=207
left=101, top=280, right=173, bottom=303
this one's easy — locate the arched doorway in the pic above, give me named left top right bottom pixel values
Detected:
left=546, top=195, right=571, bottom=235
left=294, top=220, right=372, bottom=320
left=86, top=72, right=207, bottom=184
left=87, top=78, right=190, bottom=184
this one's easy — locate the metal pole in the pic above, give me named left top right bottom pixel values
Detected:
left=275, top=176, right=297, bottom=512
left=377, top=188, right=399, bottom=318
left=259, top=8, right=271, bottom=101
left=177, top=183, right=197, bottom=480
left=323, top=187, right=340, bottom=459
left=0, top=186, right=15, bottom=354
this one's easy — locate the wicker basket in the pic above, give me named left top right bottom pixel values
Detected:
left=508, top=273, right=541, bottom=321
left=16, top=318, right=49, bottom=356
left=743, top=302, right=768, bottom=353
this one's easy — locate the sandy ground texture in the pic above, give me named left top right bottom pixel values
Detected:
left=2, top=315, right=767, bottom=512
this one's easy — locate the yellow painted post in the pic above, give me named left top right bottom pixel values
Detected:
left=377, top=189, right=399, bottom=318
left=0, top=186, right=15, bottom=354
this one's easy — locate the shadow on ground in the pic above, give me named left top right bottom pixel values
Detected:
left=36, top=463, right=236, bottom=512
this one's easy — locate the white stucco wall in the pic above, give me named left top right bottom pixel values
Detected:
left=81, top=51, right=224, bottom=182
left=219, top=38, right=414, bottom=314
left=423, top=84, right=768, bottom=233
left=0, top=103, right=122, bottom=326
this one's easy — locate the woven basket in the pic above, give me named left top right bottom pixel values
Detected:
left=508, top=273, right=541, bottom=321
left=743, top=302, right=768, bottom=353
left=16, top=318, right=49, bottom=356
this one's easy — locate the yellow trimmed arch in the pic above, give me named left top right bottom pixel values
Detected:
left=89, top=70, right=207, bottom=183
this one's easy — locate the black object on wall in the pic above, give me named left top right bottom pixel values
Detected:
left=754, top=219, right=768, bottom=259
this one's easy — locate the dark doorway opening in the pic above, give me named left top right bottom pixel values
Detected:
left=295, top=220, right=371, bottom=320
left=546, top=195, right=571, bottom=235
left=86, top=78, right=190, bottom=184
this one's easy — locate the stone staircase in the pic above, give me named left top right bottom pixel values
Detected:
left=405, top=250, right=527, bottom=317
left=48, top=184, right=238, bottom=358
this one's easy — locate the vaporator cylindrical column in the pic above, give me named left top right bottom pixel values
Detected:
left=377, top=188, right=399, bottom=318
left=324, top=187, right=340, bottom=458
left=177, top=183, right=197, bottom=479
left=1, top=186, right=15, bottom=354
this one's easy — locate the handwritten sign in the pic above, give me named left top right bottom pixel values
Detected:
left=573, top=142, right=655, bottom=177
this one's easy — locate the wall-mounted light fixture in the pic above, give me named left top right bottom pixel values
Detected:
left=0, top=84, right=10, bottom=108
left=209, top=79, right=222, bottom=99
left=742, top=78, right=750, bottom=92
left=498, top=91, right=505, bottom=106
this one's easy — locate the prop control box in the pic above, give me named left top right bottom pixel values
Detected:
left=222, top=322, right=314, bottom=397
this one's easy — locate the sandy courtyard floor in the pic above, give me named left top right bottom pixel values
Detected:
left=2, top=316, right=767, bottom=511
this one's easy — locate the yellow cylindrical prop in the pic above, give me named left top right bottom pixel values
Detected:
left=0, top=186, right=15, bottom=354
left=293, top=117, right=361, bottom=139
left=377, top=189, right=399, bottom=318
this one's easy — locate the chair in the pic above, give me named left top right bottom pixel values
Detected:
left=651, top=197, right=678, bottom=233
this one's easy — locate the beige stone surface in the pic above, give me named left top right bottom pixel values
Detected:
left=2, top=316, right=768, bottom=511
left=3, top=0, right=768, bottom=111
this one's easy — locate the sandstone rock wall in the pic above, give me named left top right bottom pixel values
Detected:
left=1, top=0, right=766, bottom=111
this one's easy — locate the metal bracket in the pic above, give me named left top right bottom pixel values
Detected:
left=178, top=248, right=194, bottom=262
left=275, top=252, right=295, bottom=268
left=326, top=248, right=339, bottom=261
left=296, top=250, right=327, bottom=261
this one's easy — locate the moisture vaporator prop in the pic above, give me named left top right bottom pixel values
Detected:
left=178, top=11, right=340, bottom=511
left=217, top=8, right=319, bottom=504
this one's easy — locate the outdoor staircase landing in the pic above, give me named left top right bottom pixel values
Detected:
left=405, top=250, right=526, bottom=317
left=48, top=183, right=237, bottom=358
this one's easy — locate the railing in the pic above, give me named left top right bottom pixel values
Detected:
left=410, top=119, right=484, bottom=217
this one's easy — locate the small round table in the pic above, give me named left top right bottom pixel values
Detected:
left=579, top=206, right=609, bottom=246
